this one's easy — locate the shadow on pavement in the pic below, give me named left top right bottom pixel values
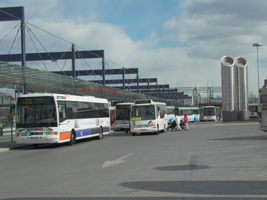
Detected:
left=120, top=180, right=267, bottom=195
left=154, top=165, right=210, bottom=171
left=212, top=135, right=267, bottom=141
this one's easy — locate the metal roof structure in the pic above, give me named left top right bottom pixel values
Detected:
left=0, top=60, right=184, bottom=106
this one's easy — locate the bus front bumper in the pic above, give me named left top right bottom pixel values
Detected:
left=130, top=127, right=158, bottom=133
left=15, top=135, right=59, bottom=144
left=111, top=124, right=130, bottom=130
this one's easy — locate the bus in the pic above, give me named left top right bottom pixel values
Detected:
left=175, top=107, right=200, bottom=122
left=200, top=106, right=216, bottom=121
left=111, top=102, right=133, bottom=132
left=130, top=99, right=168, bottom=136
left=15, top=93, right=110, bottom=146
left=167, top=106, right=175, bottom=125
left=259, top=80, right=267, bottom=132
left=248, top=103, right=258, bottom=119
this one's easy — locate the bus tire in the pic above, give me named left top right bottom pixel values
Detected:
left=98, top=127, right=103, bottom=140
left=155, top=126, right=159, bottom=135
left=131, top=131, right=136, bottom=136
left=69, top=130, right=76, bottom=146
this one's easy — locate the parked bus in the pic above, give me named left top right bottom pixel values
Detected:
left=15, top=93, right=110, bottom=146
left=167, top=106, right=175, bottom=125
left=200, top=106, right=216, bottom=121
left=175, top=107, right=200, bottom=122
left=130, top=99, right=167, bottom=136
left=248, top=103, right=258, bottom=118
left=112, top=102, right=133, bottom=132
left=259, top=80, right=267, bottom=132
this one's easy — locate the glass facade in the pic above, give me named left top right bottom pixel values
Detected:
left=0, top=60, right=181, bottom=106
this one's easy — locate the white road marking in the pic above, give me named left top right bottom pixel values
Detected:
left=102, top=153, right=133, bottom=168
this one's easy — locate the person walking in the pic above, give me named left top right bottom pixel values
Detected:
left=184, top=114, right=189, bottom=131
left=174, top=114, right=182, bottom=131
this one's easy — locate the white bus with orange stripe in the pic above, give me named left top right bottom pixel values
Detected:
left=15, top=93, right=110, bottom=147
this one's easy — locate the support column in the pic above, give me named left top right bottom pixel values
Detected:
left=137, top=69, right=139, bottom=93
left=71, top=44, right=76, bottom=78
left=21, top=7, right=26, bottom=94
left=123, top=67, right=125, bottom=90
left=156, top=83, right=158, bottom=98
left=148, top=80, right=150, bottom=96
left=102, top=57, right=105, bottom=85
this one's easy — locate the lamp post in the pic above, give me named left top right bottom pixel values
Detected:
left=252, top=43, right=262, bottom=91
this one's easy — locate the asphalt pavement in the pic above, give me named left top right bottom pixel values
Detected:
left=0, top=120, right=258, bottom=153
left=2, top=119, right=265, bottom=199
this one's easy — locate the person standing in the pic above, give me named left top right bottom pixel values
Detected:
left=184, top=114, right=189, bottom=131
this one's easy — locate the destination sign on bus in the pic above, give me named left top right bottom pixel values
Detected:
left=131, top=117, right=141, bottom=121
left=18, top=97, right=54, bottom=105
left=135, top=99, right=152, bottom=104
left=116, top=105, right=131, bottom=109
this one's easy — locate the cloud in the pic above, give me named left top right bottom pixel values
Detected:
left=0, top=0, right=266, bottom=97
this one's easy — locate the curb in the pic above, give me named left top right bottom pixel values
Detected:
left=0, top=148, right=10, bottom=153
left=0, top=144, right=32, bottom=153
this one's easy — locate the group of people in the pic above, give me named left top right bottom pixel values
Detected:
left=171, top=114, right=189, bottom=131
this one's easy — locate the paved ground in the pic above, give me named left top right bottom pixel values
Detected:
left=1, top=119, right=265, bottom=199
left=0, top=120, right=258, bottom=153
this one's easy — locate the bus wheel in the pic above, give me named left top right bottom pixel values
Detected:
left=98, top=127, right=103, bottom=139
left=155, top=126, right=159, bottom=135
left=131, top=131, right=136, bottom=136
left=69, top=131, right=76, bottom=146
left=162, top=125, right=166, bottom=133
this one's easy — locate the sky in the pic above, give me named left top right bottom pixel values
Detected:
left=0, top=0, right=267, bottom=97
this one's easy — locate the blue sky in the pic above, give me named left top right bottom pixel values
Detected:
left=0, top=0, right=267, bottom=98
left=61, top=0, right=180, bottom=41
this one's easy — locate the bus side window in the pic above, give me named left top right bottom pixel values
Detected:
left=58, top=103, right=67, bottom=122
left=66, top=108, right=73, bottom=119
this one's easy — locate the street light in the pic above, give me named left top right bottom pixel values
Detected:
left=252, top=42, right=262, bottom=91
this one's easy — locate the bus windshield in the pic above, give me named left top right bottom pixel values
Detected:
left=16, top=97, right=57, bottom=128
left=204, top=107, right=215, bottom=115
left=116, top=105, right=131, bottom=120
left=131, top=105, right=156, bottom=120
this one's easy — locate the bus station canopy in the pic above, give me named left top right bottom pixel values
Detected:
left=0, top=60, right=182, bottom=106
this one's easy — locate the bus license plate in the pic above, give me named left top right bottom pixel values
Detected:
left=140, top=129, right=146, bottom=131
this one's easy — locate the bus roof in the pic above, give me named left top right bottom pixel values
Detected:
left=133, top=99, right=166, bottom=106
left=116, top=102, right=134, bottom=106
left=177, top=107, right=199, bottom=110
left=18, top=93, right=108, bottom=103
